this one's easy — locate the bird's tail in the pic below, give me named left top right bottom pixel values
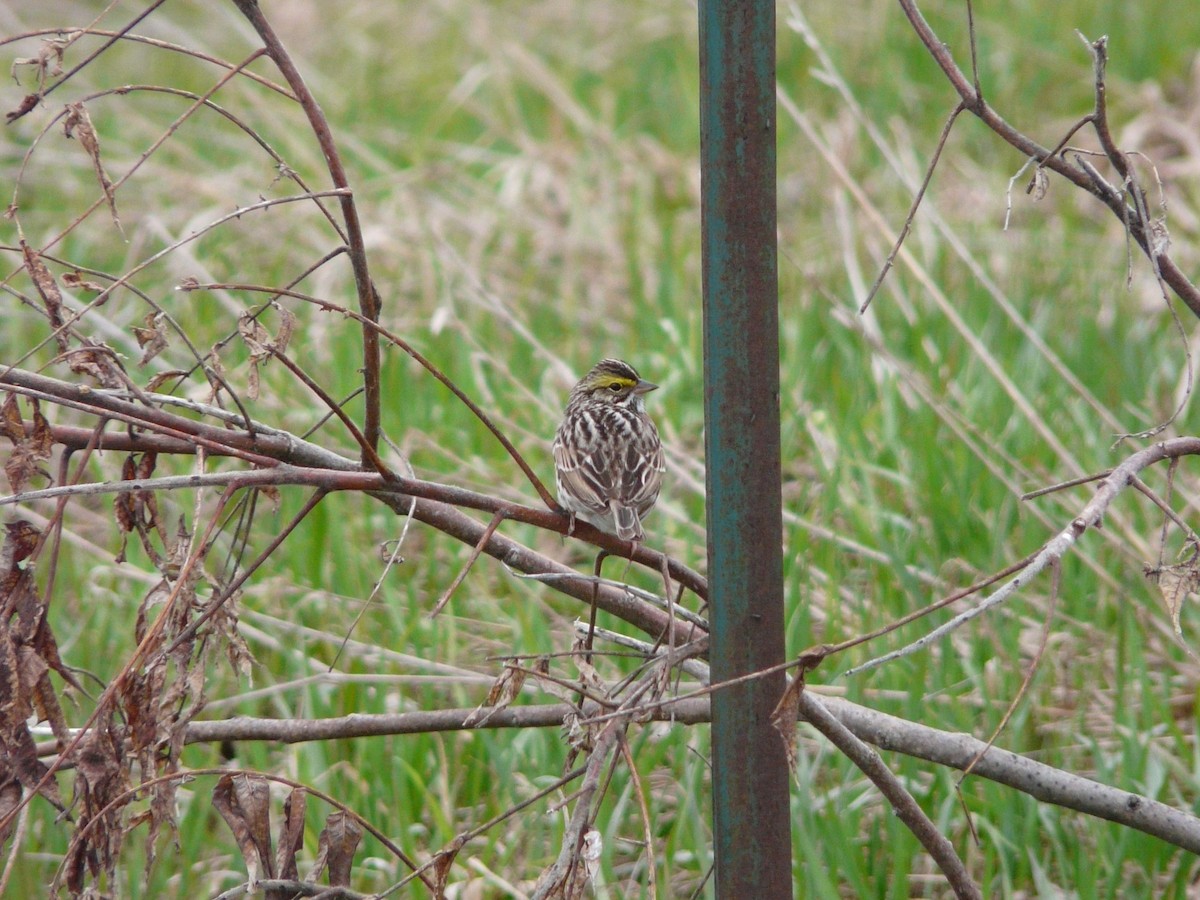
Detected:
left=611, top=503, right=644, bottom=542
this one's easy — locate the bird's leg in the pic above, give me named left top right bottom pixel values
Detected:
left=585, top=548, right=610, bottom=663
left=659, top=552, right=675, bottom=651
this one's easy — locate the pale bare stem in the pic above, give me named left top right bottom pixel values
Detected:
left=1020, top=470, right=1111, bottom=500
left=845, top=438, right=1200, bottom=677
left=1003, top=155, right=1037, bottom=231
left=530, top=719, right=623, bottom=899
left=140, top=692, right=1200, bottom=855
left=824, top=552, right=1035, bottom=660
left=530, top=644, right=687, bottom=900
left=828, top=696, right=1200, bottom=852
left=575, top=624, right=710, bottom=682
left=798, top=689, right=981, bottom=899
left=524, top=573, right=708, bottom=629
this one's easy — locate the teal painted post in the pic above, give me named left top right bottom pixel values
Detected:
left=699, top=0, right=793, bottom=896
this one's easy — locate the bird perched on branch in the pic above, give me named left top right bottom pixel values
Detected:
left=552, top=358, right=665, bottom=543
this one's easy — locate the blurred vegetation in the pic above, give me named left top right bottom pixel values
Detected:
left=4, top=0, right=1200, bottom=895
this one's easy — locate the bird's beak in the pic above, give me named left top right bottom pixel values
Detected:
left=634, top=379, right=658, bottom=395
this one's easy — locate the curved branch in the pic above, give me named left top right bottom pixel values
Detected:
left=180, top=280, right=560, bottom=508
left=229, top=0, right=383, bottom=456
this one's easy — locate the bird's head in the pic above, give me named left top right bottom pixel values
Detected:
left=572, top=358, right=658, bottom=408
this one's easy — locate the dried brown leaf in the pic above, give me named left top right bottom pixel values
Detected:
left=275, top=788, right=306, bottom=881
left=1027, top=165, right=1049, bottom=201
left=132, top=311, right=169, bottom=367
left=65, top=725, right=131, bottom=894
left=210, top=588, right=255, bottom=679
left=3, top=399, right=53, bottom=494
left=238, top=314, right=273, bottom=363
left=238, top=314, right=274, bottom=401
left=315, top=810, right=362, bottom=887
left=114, top=456, right=138, bottom=534
left=61, top=271, right=105, bottom=293
left=273, top=303, right=297, bottom=355
left=770, top=674, right=804, bottom=779
left=0, top=771, right=21, bottom=848
left=1153, top=564, right=1200, bottom=660
left=431, top=835, right=467, bottom=897
left=10, top=35, right=66, bottom=89
left=212, top=773, right=274, bottom=883
left=463, top=659, right=526, bottom=726
left=20, top=241, right=66, bottom=350
left=4, top=443, right=40, bottom=495
left=6, top=93, right=39, bottom=124
left=64, top=101, right=121, bottom=232
left=145, top=370, right=188, bottom=393
left=28, top=402, right=52, bottom=460
left=0, top=394, right=23, bottom=444
left=64, top=345, right=126, bottom=388
left=1, top=520, right=43, bottom=620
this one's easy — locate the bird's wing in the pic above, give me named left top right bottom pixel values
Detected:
left=553, top=436, right=612, bottom=514
left=623, top=435, right=665, bottom=518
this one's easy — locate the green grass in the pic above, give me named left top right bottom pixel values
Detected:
left=5, top=0, right=1200, bottom=896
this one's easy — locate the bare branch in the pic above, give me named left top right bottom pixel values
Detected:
left=894, top=0, right=1200, bottom=317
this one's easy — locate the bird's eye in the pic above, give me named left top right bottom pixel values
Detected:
left=608, top=383, right=623, bottom=392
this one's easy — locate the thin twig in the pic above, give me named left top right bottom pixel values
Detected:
left=893, top=0, right=1200, bottom=317
left=860, top=103, right=965, bottom=313
left=430, top=507, right=508, bottom=617
left=230, top=0, right=383, bottom=456
left=846, top=438, right=1200, bottom=676
left=5, top=0, right=170, bottom=118
left=179, top=280, right=559, bottom=508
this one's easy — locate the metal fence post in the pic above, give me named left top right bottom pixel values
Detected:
left=699, top=0, right=793, bottom=895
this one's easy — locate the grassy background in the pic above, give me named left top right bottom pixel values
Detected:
left=5, top=0, right=1200, bottom=896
